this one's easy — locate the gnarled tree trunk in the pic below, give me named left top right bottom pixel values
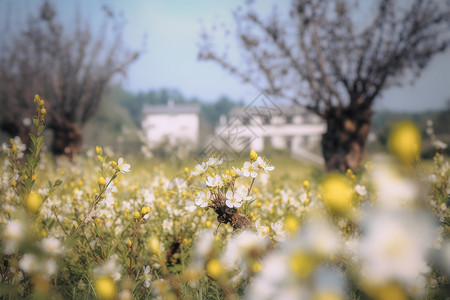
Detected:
left=322, top=106, right=372, bottom=172
left=50, top=121, right=83, bottom=158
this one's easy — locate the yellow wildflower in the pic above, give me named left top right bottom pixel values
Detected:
left=95, top=277, right=117, bottom=300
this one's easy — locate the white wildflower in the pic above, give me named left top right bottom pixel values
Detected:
left=117, top=157, right=131, bottom=173
left=12, top=136, right=26, bottom=152
left=206, top=156, right=223, bottom=167
left=244, top=252, right=293, bottom=300
left=232, top=166, right=244, bottom=177
left=355, top=184, right=367, bottom=197
left=235, top=184, right=252, bottom=201
left=143, top=265, right=152, bottom=288
left=194, top=190, right=211, bottom=208
left=191, top=162, right=208, bottom=176
left=428, top=174, right=437, bottom=183
left=41, top=237, right=65, bottom=255
left=22, top=118, right=31, bottom=126
left=221, top=231, right=267, bottom=272
left=19, top=254, right=38, bottom=274
left=191, top=230, right=215, bottom=270
left=225, top=190, right=243, bottom=208
left=255, top=218, right=269, bottom=237
left=162, top=219, right=173, bottom=232
left=242, top=161, right=259, bottom=178
left=206, top=175, right=223, bottom=188
left=19, top=254, right=57, bottom=279
left=299, top=190, right=308, bottom=203
left=358, top=211, right=436, bottom=286
left=432, top=139, right=447, bottom=150
left=372, top=165, right=417, bottom=209
left=3, top=220, right=24, bottom=255
left=271, top=220, right=287, bottom=243
left=256, top=157, right=275, bottom=173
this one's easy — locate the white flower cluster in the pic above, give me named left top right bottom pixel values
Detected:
left=191, top=154, right=275, bottom=209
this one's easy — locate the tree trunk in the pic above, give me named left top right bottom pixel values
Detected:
left=0, top=120, right=32, bottom=146
left=51, top=121, right=83, bottom=158
left=321, top=106, right=372, bottom=172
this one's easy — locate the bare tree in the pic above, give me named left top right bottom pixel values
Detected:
left=0, top=1, right=139, bottom=157
left=199, top=0, right=450, bottom=172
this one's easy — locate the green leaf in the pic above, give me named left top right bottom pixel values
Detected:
left=107, top=244, right=119, bottom=257
left=37, top=126, right=46, bottom=136
left=26, top=153, right=34, bottom=165
left=47, top=219, right=55, bottom=230
left=29, top=133, right=37, bottom=145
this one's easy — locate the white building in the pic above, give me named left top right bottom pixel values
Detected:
left=214, top=105, right=326, bottom=163
left=141, top=100, right=201, bottom=152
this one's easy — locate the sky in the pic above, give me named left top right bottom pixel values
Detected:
left=2, top=0, right=450, bottom=112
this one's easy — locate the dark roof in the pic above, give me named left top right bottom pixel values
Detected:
left=142, top=103, right=201, bottom=115
left=229, top=105, right=308, bottom=117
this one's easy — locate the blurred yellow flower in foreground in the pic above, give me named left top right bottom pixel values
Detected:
left=148, top=237, right=161, bottom=255
left=25, top=192, right=42, bottom=213
left=284, top=215, right=300, bottom=234
left=321, top=174, right=353, bottom=213
left=95, top=277, right=117, bottom=300
left=388, top=121, right=421, bottom=164
left=206, top=259, right=224, bottom=279
left=290, top=252, right=315, bottom=278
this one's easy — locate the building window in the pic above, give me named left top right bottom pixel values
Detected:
left=286, top=116, right=293, bottom=124
left=263, top=116, right=270, bottom=125
left=286, top=136, right=293, bottom=151
left=303, top=135, right=310, bottom=147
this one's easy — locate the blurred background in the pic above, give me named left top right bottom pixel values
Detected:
left=0, top=0, right=449, bottom=171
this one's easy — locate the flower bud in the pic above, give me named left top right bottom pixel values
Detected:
left=250, top=149, right=258, bottom=161
left=141, top=207, right=148, bottom=215
left=98, top=177, right=106, bottom=186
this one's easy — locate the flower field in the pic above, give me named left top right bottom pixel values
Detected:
left=1, top=98, right=449, bottom=299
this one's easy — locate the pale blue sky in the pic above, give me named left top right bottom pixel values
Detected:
left=2, top=0, right=450, bottom=112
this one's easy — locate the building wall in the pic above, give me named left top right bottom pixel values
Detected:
left=215, top=118, right=325, bottom=153
left=142, top=113, right=199, bottom=148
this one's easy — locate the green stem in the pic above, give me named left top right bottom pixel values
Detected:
left=247, top=178, right=256, bottom=197
left=128, top=217, right=145, bottom=277
left=71, top=172, right=118, bottom=237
